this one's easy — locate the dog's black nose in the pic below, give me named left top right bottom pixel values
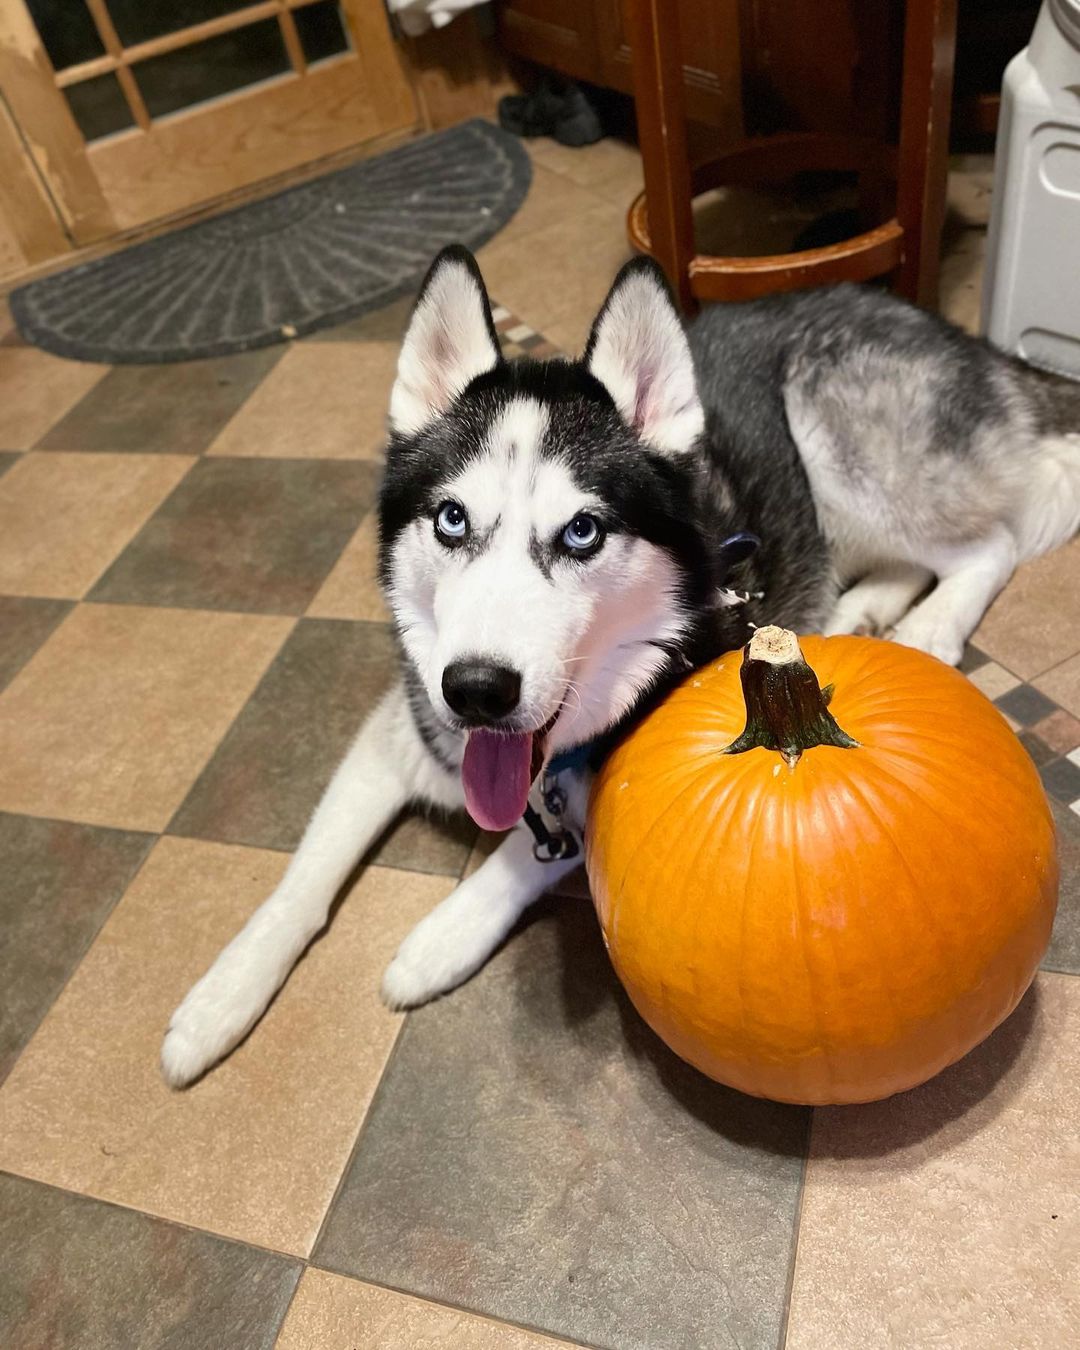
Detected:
left=442, top=660, right=522, bottom=724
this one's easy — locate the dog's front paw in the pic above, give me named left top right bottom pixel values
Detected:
left=891, top=612, right=964, bottom=667
left=161, top=988, right=233, bottom=1090
left=161, top=952, right=272, bottom=1088
left=380, top=949, right=449, bottom=1010
left=380, top=890, right=512, bottom=1010
left=379, top=924, right=477, bottom=1010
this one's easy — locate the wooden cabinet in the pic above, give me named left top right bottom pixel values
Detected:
left=499, top=0, right=744, bottom=132
left=500, top=0, right=913, bottom=149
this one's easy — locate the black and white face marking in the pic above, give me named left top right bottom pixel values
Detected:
left=380, top=247, right=710, bottom=761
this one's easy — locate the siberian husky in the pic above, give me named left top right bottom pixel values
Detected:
left=162, top=245, right=1080, bottom=1087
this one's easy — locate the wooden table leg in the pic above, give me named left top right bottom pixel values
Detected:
left=624, top=0, right=697, bottom=313
left=895, top=0, right=959, bottom=307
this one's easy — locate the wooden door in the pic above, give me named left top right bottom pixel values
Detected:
left=0, top=0, right=417, bottom=243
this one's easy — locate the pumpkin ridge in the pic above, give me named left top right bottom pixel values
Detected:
left=781, top=785, right=835, bottom=1097
left=832, top=759, right=956, bottom=1019
left=601, top=751, right=758, bottom=955
left=816, top=764, right=915, bottom=1062
left=864, top=741, right=1044, bottom=825
left=735, top=764, right=774, bottom=1070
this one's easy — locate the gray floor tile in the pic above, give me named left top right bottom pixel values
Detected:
left=0, top=1173, right=300, bottom=1349
left=0, top=597, right=73, bottom=692
left=1044, top=802, right=1080, bottom=975
left=0, top=813, right=154, bottom=1082
left=1041, top=756, right=1080, bottom=805
left=314, top=897, right=808, bottom=1350
left=36, top=348, right=283, bottom=455
left=168, top=618, right=476, bottom=875
left=88, top=457, right=377, bottom=614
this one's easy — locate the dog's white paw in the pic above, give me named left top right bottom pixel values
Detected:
left=161, top=957, right=269, bottom=1088
left=891, top=612, right=965, bottom=667
left=826, top=596, right=883, bottom=637
left=380, top=890, right=512, bottom=1010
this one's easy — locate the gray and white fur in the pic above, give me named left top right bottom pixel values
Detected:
left=162, top=247, right=1080, bottom=1087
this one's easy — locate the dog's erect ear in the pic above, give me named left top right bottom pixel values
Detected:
left=584, top=257, right=704, bottom=455
left=389, top=245, right=501, bottom=436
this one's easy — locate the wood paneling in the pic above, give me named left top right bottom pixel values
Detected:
left=738, top=0, right=902, bottom=142
left=0, top=3, right=115, bottom=240
left=499, top=0, right=742, bottom=131
left=498, top=0, right=602, bottom=87
left=404, top=8, right=518, bottom=132
left=595, top=0, right=742, bottom=130
left=0, top=93, right=70, bottom=279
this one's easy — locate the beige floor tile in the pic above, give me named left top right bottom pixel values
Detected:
left=493, top=163, right=611, bottom=252
left=0, top=296, right=14, bottom=343
left=528, top=136, right=644, bottom=204
left=1036, top=653, right=1080, bottom=720
left=207, top=343, right=396, bottom=460
left=967, top=660, right=1020, bottom=700
left=0, top=604, right=291, bottom=831
left=938, top=226, right=986, bottom=334
left=277, top=1269, right=569, bottom=1349
left=0, top=347, right=108, bottom=449
left=974, top=536, right=1080, bottom=680
left=0, top=452, right=192, bottom=598
left=0, top=837, right=453, bottom=1256
left=537, top=314, right=589, bottom=359
left=786, top=973, right=1080, bottom=1350
left=307, top=512, right=389, bottom=622
left=477, top=199, right=632, bottom=334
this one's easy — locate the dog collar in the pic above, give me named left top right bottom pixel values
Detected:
left=545, top=741, right=596, bottom=776
left=521, top=739, right=596, bottom=863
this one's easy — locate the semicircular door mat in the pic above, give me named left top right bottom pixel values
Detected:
left=11, top=119, right=531, bottom=365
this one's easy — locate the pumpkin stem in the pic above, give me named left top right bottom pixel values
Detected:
left=723, top=626, right=858, bottom=767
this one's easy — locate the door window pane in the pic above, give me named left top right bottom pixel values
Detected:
left=134, top=20, right=291, bottom=120
left=63, top=74, right=136, bottom=142
left=294, top=2, right=351, bottom=66
left=25, top=0, right=105, bottom=71
left=108, top=0, right=255, bottom=48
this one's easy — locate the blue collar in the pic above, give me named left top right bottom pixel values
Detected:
left=545, top=740, right=596, bottom=777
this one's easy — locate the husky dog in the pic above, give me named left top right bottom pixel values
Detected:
left=161, top=245, right=1080, bottom=1087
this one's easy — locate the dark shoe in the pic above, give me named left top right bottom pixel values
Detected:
left=498, top=77, right=602, bottom=147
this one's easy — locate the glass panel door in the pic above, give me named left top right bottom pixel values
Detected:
left=3, top=0, right=416, bottom=239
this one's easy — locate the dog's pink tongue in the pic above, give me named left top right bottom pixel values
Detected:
left=462, top=729, right=533, bottom=831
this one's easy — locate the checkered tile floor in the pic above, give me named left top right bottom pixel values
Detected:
left=963, top=647, right=1080, bottom=817
left=2, top=157, right=1079, bottom=1347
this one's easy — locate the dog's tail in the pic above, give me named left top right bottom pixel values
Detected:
left=1011, top=361, right=1080, bottom=559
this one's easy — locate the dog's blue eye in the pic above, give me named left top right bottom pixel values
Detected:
left=435, top=501, right=468, bottom=542
left=563, top=513, right=603, bottom=553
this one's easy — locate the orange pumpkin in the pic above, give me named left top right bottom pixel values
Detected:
left=586, top=626, right=1058, bottom=1105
